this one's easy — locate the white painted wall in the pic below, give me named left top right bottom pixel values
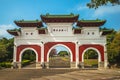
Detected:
left=13, top=22, right=107, bottom=68
left=15, top=23, right=106, bottom=46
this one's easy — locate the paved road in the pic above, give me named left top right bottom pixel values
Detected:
left=22, top=62, right=36, bottom=69
left=0, top=69, right=120, bottom=80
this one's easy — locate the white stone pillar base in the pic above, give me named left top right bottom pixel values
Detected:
left=11, top=62, right=18, bottom=69
left=70, top=62, right=76, bottom=68
left=36, top=62, right=42, bottom=69
left=98, top=62, right=104, bottom=69
left=44, top=62, right=49, bottom=69
left=78, top=62, right=84, bottom=69
left=17, top=62, right=21, bottom=69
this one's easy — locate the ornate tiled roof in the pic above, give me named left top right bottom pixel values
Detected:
left=41, top=13, right=79, bottom=23
left=77, top=19, right=106, bottom=27
left=7, top=28, right=21, bottom=36
left=101, top=30, right=113, bottom=35
left=14, top=20, right=43, bottom=27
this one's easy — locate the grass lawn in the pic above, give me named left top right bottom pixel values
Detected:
left=84, top=59, right=98, bottom=67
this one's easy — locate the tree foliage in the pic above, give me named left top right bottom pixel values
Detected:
left=107, top=31, right=120, bottom=65
left=22, top=50, right=36, bottom=61
left=84, top=49, right=98, bottom=59
left=0, top=43, right=7, bottom=58
left=58, top=51, right=69, bottom=57
left=87, top=0, right=120, bottom=8
left=49, top=48, right=57, bottom=57
left=0, top=38, right=13, bottom=62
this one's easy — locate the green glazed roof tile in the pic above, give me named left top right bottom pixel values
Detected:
left=41, top=13, right=79, bottom=18
left=79, top=20, right=106, bottom=22
left=14, top=20, right=42, bottom=23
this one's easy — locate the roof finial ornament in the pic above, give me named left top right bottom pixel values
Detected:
left=70, top=13, right=74, bottom=16
left=46, top=13, right=49, bottom=16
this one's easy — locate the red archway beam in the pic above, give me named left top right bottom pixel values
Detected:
left=79, top=44, right=104, bottom=62
left=16, top=45, right=41, bottom=62
left=44, top=42, right=76, bottom=62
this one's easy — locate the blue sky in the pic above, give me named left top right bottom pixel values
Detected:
left=55, top=46, right=69, bottom=54
left=0, top=0, right=120, bottom=38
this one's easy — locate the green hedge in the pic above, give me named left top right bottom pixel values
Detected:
left=0, top=62, right=12, bottom=68
left=22, top=60, right=31, bottom=67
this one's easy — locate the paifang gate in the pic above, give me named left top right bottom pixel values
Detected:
left=7, top=13, right=111, bottom=69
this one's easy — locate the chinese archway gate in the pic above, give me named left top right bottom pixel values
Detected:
left=7, top=13, right=111, bottom=69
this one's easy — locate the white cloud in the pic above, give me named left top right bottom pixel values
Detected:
left=93, top=5, right=120, bottom=17
left=68, top=4, right=88, bottom=12
left=77, top=5, right=88, bottom=11
left=0, top=24, right=15, bottom=38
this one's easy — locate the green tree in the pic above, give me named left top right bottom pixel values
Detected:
left=22, top=50, right=36, bottom=61
left=107, top=31, right=120, bottom=65
left=87, top=0, right=120, bottom=8
left=0, top=38, right=8, bottom=62
left=6, top=38, right=14, bottom=61
left=84, top=49, right=98, bottom=59
left=0, top=43, right=7, bottom=61
left=0, top=37, right=14, bottom=62
left=58, top=51, right=69, bottom=57
left=49, top=48, right=57, bottom=57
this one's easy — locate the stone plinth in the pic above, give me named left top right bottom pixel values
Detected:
left=70, top=62, right=76, bottom=68
left=36, top=62, right=42, bottom=69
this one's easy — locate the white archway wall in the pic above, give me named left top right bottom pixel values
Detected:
left=47, top=44, right=73, bottom=62
left=19, top=47, right=38, bottom=62
left=82, top=47, right=101, bottom=62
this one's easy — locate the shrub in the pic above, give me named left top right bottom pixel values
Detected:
left=0, top=62, right=12, bottom=68
left=0, top=66, right=2, bottom=69
left=22, top=60, right=31, bottom=67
